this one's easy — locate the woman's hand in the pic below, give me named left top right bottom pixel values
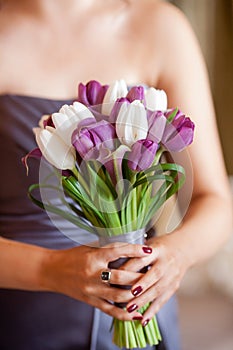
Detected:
left=120, top=233, right=192, bottom=326
left=42, top=242, right=152, bottom=321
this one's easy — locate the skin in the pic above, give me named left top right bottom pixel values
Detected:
left=0, top=0, right=232, bottom=327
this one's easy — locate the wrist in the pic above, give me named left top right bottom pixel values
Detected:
left=150, top=230, right=194, bottom=271
left=167, top=229, right=196, bottom=269
left=38, top=248, right=62, bottom=293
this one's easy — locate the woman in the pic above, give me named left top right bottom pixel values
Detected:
left=0, top=0, right=232, bottom=349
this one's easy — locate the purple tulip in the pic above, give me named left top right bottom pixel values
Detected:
left=108, top=86, right=146, bottom=124
left=77, top=80, right=109, bottom=106
left=126, top=86, right=145, bottom=103
left=72, top=119, right=117, bottom=160
left=147, top=111, right=167, bottom=143
left=98, top=144, right=131, bottom=185
left=128, top=139, right=158, bottom=172
left=162, top=109, right=195, bottom=152
left=165, top=108, right=185, bottom=123
left=109, top=97, right=129, bottom=123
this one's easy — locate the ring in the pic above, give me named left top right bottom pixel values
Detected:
left=101, top=269, right=112, bottom=284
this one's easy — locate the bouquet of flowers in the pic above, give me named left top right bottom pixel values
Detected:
left=24, top=79, right=194, bottom=349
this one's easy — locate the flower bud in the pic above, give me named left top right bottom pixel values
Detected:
left=145, top=87, right=167, bottom=111
left=102, top=79, right=128, bottom=115
left=116, top=100, right=148, bottom=147
left=33, top=127, right=76, bottom=170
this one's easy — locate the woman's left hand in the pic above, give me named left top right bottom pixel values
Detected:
left=120, top=232, right=192, bottom=326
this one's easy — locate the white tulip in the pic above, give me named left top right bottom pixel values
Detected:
left=116, top=100, right=148, bottom=147
left=33, top=127, right=76, bottom=170
left=145, top=87, right=168, bottom=111
left=52, top=102, right=95, bottom=146
left=59, top=101, right=94, bottom=119
left=102, top=79, right=128, bottom=115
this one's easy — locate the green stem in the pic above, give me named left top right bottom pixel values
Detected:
left=152, top=147, right=164, bottom=165
left=72, top=166, right=90, bottom=195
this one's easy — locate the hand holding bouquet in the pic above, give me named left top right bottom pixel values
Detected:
left=24, top=79, right=194, bottom=349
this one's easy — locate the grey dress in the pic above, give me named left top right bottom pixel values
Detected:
left=0, top=94, right=181, bottom=350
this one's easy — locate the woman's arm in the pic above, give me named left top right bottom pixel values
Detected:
left=0, top=236, right=49, bottom=291
left=155, top=1, right=232, bottom=264
left=122, top=1, right=232, bottom=325
left=0, top=235, right=153, bottom=320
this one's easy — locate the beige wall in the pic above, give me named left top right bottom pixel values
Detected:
left=168, top=0, right=233, bottom=174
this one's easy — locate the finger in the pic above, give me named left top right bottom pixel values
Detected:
left=88, top=295, right=144, bottom=321
left=100, top=243, right=153, bottom=263
left=98, top=287, right=134, bottom=304
left=129, top=261, right=165, bottom=296
left=120, top=248, right=159, bottom=272
left=100, top=299, right=144, bottom=321
left=97, top=284, right=133, bottom=304
left=99, top=268, right=143, bottom=286
left=125, top=273, right=173, bottom=314
left=140, top=287, right=176, bottom=325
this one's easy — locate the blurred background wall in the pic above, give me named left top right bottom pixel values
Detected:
left=168, top=0, right=233, bottom=174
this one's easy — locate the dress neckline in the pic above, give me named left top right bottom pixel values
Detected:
left=0, top=93, right=75, bottom=103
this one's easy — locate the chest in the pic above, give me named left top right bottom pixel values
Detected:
left=0, top=16, right=160, bottom=97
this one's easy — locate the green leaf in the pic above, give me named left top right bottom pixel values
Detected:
left=134, top=173, right=175, bottom=187
left=62, top=177, right=106, bottom=226
left=167, top=107, right=179, bottom=123
left=28, top=183, right=96, bottom=233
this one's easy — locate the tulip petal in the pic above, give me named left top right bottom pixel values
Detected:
left=34, top=128, right=76, bottom=170
left=162, top=109, right=195, bottom=152
left=126, top=86, right=145, bottom=103
left=128, top=139, right=158, bottom=171
left=145, top=87, right=168, bottom=111
left=38, top=114, right=54, bottom=129
left=52, top=102, right=95, bottom=146
left=72, top=102, right=95, bottom=119
left=163, top=127, right=194, bottom=151
left=116, top=100, right=148, bottom=147
left=148, top=111, right=167, bottom=143
left=102, top=79, right=128, bottom=115
left=72, top=119, right=117, bottom=160
left=78, top=80, right=109, bottom=106
left=109, top=97, right=129, bottom=123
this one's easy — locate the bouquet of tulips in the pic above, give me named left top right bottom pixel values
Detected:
left=24, top=79, right=194, bottom=349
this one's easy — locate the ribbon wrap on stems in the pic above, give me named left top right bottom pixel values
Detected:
left=99, top=228, right=145, bottom=247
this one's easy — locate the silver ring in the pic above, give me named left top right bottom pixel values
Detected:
left=101, top=269, right=111, bottom=284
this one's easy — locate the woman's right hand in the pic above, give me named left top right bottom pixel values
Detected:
left=42, top=242, right=152, bottom=321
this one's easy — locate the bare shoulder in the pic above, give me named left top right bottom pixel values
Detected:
left=126, top=0, right=192, bottom=31
left=126, top=0, right=204, bottom=85
left=141, top=0, right=200, bottom=50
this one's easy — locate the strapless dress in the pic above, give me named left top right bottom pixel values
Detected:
left=0, top=94, right=181, bottom=350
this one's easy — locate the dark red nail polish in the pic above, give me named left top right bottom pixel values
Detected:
left=127, top=304, right=138, bottom=313
left=142, top=246, right=152, bottom=254
left=132, top=286, right=143, bottom=296
left=142, top=319, right=150, bottom=327
left=133, top=316, right=143, bottom=321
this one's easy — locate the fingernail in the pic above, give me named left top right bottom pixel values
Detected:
left=132, top=286, right=143, bottom=296
left=142, top=246, right=152, bottom=254
left=142, top=319, right=150, bottom=327
left=127, top=304, right=138, bottom=313
left=133, top=316, right=143, bottom=321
